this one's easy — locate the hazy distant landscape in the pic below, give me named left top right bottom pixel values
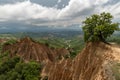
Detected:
left=0, top=0, right=120, bottom=80
left=0, top=23, right=120, bottom=80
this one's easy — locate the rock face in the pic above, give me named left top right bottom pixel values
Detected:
left=41, top=42, right=120, bottom=80
left=2, top=37, right=70, bottom=63
left=2, top=38, right=120, bottom=80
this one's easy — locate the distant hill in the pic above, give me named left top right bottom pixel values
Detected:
left=2, top=37, right=70, bottom=63
left=0, top=29, right=83, bottom=39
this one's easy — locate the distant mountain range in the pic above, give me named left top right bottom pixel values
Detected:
left=0, top=21, right=82, bottom=33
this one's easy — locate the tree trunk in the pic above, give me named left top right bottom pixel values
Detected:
left=99, top=31, right=106, bottom=43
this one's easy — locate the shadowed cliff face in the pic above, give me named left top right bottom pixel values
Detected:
left=2, top=37, right=70, bottom=63
left=41, top=42, right=120, bottom=80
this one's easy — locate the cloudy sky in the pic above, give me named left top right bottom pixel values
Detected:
left=0, top=0, right=120, bottom=32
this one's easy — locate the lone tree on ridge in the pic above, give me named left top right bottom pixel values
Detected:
left=82, top=12, right=119, bottom=43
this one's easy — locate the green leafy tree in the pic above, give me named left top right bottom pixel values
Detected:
left=82, top=12, right=119, bottom=42
left=0, top=55, right=41, bottom=80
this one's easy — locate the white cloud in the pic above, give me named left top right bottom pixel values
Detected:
left=57, top=0, right=62, bottom=3
left=0, top=1, right=60, bottom=20
left=100, top=2, right=120, bottom=19
left=0, top=0, right=120, bottom=26
left=57, top=0, right=91, bottom=18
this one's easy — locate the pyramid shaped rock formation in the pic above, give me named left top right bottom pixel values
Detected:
left=2, top=37, right=70, bottom=63
left=41, top=42, right=120, bottom=80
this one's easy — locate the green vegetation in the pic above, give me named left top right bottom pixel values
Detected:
left=0, top=44, right=2, bottom=53
left=112, top=63, right=120, bottom=80
left=82, top=12, right=119, bottom=42
left=36, top=38, right=67, bottom=48
left=3, top=39, right=17, bottom=45
left=36, top=37, right=84, bottom=58
left=107, top=35, right=120, bottom=45
left=0, top=12, right=120, bottom=80
left=0, top=34, right=16, bottom=39
left=0, top=38, right=42, bottom=80
left=0, top=53, right=41, bottom=80
left=0, top=35, right=85, bottom=59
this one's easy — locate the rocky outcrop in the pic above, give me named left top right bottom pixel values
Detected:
left=2, top=37, right=70, bottom=63
left=41, top=42, right=120, bottom=80
left=2, top=37, right=120, bottom=80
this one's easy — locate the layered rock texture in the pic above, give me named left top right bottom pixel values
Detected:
left=2, top=38, right=120, bottom=80
left=41, top=42, right=120, bottom=80
left=2, top=37, right=70, bottom=63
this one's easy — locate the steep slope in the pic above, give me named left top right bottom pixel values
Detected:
left=41, top=42, right=120, bottom=80
left=2, top=37, right=70, bottom=63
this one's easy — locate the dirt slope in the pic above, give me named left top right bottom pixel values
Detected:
left=41, top=42, right=120, bottom=80
left=2, top=37, right=70, bottom=63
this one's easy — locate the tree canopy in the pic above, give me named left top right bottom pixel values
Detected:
left=0, top=55, right=41, bottom=80
left=82, top=12, right=119, bottom=42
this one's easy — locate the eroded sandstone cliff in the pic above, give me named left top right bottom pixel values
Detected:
left=2, top=38, right=120, bottom=80
left=2, top=37, right=70, bottom=63
left=41, top=42, right=120, bottom=80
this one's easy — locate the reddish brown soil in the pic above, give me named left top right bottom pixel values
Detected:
left=2, top=38, right=120, bottom=80
left=2, top=37, right=70, bottom=63
left=41, top=42, right=120, bottom=80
